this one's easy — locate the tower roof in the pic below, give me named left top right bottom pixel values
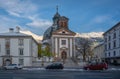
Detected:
left=53, top=12, right=60, bottom=19
left=53, top=5, right=60, bottom=19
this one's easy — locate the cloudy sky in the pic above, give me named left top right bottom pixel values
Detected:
left=0, top=0, right=120, bottom=35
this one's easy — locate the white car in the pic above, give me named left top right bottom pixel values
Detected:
left=4, top=64, right=23, bottom=70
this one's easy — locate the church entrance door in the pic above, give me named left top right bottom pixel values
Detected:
left=61, top=51, right=67, bottom=60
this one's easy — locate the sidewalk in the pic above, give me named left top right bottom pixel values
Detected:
left=63, top=61, right=87, bottom=69
left=108, top=64, right=120, bottom=69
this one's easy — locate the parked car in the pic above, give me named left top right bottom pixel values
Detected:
left=3, top=64, right=23, bottom=70
left=45, top=62, right=64, bottom=69
left=83, top=62, right=108, bottom=70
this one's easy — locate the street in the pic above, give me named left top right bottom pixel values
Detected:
left=0, top=68, right=120, bottom=79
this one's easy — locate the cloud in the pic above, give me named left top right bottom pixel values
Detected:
left=0, top=0, right=52, bottom=34
left=0, top=0, right=38, bottom=17
left=26, top=19, right=52, bottom=28
left=0, top=15, right=19, bottom=32
left=79, top=15, right=111, bottom=32
left=8, top=11, right=21, bottom=17
left=83, top=15, right=109, bottom=27
left=92, top=15, right=109, bottom=23
left=26, top=16, right=52, bottom=28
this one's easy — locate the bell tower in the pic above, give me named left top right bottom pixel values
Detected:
left=58, top=16, right=69, bottom=29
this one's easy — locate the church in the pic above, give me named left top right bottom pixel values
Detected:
left=43, top=7, right=76, bottom=61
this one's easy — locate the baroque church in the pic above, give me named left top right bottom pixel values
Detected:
left=43, top=7, right=76, bottom=61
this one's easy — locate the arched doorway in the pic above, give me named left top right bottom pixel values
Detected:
left=61, top=51, right=67, bottom=59
left=5, top=59, right=11, bottom=66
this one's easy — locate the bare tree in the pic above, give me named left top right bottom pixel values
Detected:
left=76, top=38, right=92, bottom=62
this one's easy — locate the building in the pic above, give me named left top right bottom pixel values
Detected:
left=93, top=43, right=104, bottom=62
left=103, top=22, right=120, bottom=65
left=43, top=7, right=76, bottom=61
left=0, top=27, right=38, bottom=66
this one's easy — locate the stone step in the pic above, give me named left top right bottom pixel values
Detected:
left=63, top=59, right=78, bottom=67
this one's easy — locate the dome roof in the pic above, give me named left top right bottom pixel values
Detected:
left=43, top=26, right=53, bottom=40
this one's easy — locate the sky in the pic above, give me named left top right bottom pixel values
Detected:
left=0, top=0, right=120, bottom=35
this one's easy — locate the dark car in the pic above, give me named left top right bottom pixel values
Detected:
left=45, top=62, right=64, bottom=69
left=83, top=62, right=108, bottom=70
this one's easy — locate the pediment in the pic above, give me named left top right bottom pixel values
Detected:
left=52, top=28, right=76, bottom=36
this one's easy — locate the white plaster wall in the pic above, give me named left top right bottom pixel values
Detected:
left=10, top=38, right=32, bottom=56
left=23, top=39, right=31, bottom=56
left=51, top=37, right=54, bottom=53
left=24, top=57, right=32, bottom=66
left=12, top=57, right=19, bottom=64
left=73, top=38, right=76, bottom=57
left=52, top=35, right=74, bottom=38
left=32, top=40, right=38, bottom=61
left=70, top=38, right=72, bottom=57
left=55, top=38, right=58, bottom=56
left=0, top=38, right=5, bottom=56
left=10, top=38, right=19, bottom=56
left=12, top=57, right=32, bottom=66
left=52, top=35, right=75, bottom=58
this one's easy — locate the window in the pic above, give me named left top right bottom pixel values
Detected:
left=6, top=38, right=10, bottom=44
left=113, top=32, right=116, bottom=39
left=18, top=39, right=24, bottom=46
left=6, top=49, right=10, bottom=55
left=108, top=52, right=110, bottom=57
left=108, top=43, right=111, bottom=49
left=108, top=36, right=111, bottom=41
left=19, top=48, right=24, bottom=55
left=19, top=59, right=24, bottom=65
left=113, top=40, right=116, bottom=48
left=61, top=40, right=66, bottom=45
left=105, top=44, right=107, bottom=50
left=113, top=51, right=116, bottom=56
left=5, top=38, right=10, bottom=48
left=105, top=37, right=107, bottom=42
left=105, top=53, right=107, bottom=57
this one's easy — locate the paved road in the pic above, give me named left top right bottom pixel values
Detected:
left=0, top=69, right=120, bottom=79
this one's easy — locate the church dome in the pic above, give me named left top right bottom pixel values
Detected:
left=43, top=12, right=60, bottom=41
left=43, top=26, right=53, bottom=40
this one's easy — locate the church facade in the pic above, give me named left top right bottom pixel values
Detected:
left=43, top=9, right=76, bottom=60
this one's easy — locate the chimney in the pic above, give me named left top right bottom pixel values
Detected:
left=9, top=28, right=14, bottom=32
left=16, top=26, right=20, bottom=33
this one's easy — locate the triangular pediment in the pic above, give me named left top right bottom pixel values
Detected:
left=52, top=28, right=76, bottom=36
